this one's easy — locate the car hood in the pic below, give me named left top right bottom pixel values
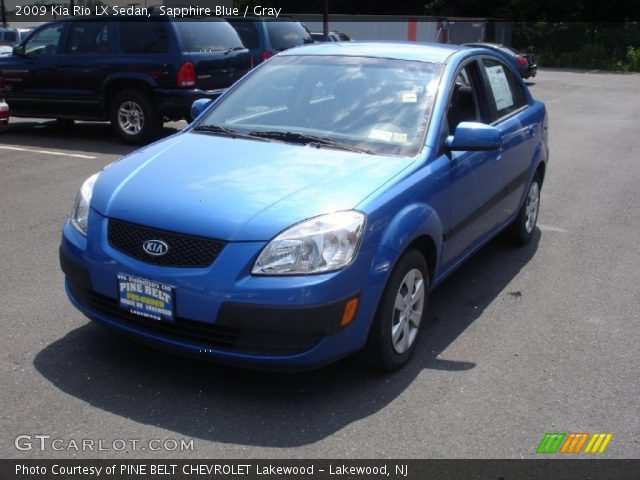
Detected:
left=92, top=132, right=414, bottom=241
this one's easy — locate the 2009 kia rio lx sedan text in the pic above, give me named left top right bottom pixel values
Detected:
left=60, top=42, right=549, bottom=371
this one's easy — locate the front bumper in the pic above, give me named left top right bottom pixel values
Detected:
left=60, top=212, right=389, bottom=369
left=155, top=88, right=224, bottom=121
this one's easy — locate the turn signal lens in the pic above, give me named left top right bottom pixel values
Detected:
left=341, top=297, right=359, bottom=326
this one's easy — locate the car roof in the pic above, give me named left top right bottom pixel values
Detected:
left=464, top=42, right=517, bottom=53
left=280, top=41, right=466, bottom=63
left=465, top=42, right=501, bottom=47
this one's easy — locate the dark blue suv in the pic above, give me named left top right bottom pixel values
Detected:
left=0, top=18, right=252, bottom=143
left=227, top=17, right=313, bottom=65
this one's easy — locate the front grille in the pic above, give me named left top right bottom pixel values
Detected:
left=108, top=218, right=225, bottom=268
left=68, top=282, right=321, bottom=356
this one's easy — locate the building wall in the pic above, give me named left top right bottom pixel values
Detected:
left=295, top=15, right=439, bottom=43
left=294, top=14, right=512, bottom=46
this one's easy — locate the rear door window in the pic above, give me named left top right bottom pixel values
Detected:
left=66, top=22, right=110, bottom=54
left=174, top=21, right=243, bottom=52
left=481, top=59, right=527, bottom=121
left=120, top=22, right=170, bottom=54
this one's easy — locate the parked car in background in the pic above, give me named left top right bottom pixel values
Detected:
left=0, top=77, right=8, bottom=131
left=311, top=31, right=352, bottom=42
left=0, top=28, right=32, bottom=47
left=227, top=17, right=313, bottom=64
left=60, top=42, right=548, bottom=371
left=0, top=18, right=252, bottom=143
left=463, top=42, right=537, bottom=79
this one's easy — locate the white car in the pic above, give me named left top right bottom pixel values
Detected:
left=0, top=78, right=8, bottom=130
left=0, top=99, right=8, bottom=130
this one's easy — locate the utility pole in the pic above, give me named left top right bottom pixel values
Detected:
left=1, top=0, right=7, bottom=29
left=322, top=0, right=329, bottom=41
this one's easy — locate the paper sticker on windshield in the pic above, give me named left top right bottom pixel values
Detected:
left=391, top=132, right=408, bottom=143
left=369, top=129, right=409, bottom=144
left=486, top=65, right=514, bottom=111
left=369, top=129, right=394, bottom=141
left=401, top=92, right=417, bottom=103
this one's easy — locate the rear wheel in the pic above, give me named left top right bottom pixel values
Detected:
left=110, top=89, right=161, bottom=144
left=508, top=174, right=541, bottom=245
left=54, top=119, right=75, bottom=128
left=363, top=249, right=428, bottom=371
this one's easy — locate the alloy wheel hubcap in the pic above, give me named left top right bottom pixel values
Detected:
left=391, top=268, right=425, bottom=354
left=525, top=182, right=540, bottom=233
left=118, top=101, right=144, bottom=135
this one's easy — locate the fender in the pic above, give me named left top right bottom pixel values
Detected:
left=100, top=73, right=158, bottom=106
left=517, top=106, right=549, bottom=211
left=379, top=202, right=443, bottom=256
left=368, top=202, right=444, bottom=289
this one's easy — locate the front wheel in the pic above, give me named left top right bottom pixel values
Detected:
left=362, top=249, right=429, bottom=371
left=508, top=175, right=541, bottom=245
left=110, top=89, right=161, bottom=144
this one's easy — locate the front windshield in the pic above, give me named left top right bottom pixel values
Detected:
left=196, top=55, right=443, bottom=157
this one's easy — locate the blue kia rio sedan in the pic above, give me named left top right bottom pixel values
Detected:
left=60, top=42, right=548, bottom=371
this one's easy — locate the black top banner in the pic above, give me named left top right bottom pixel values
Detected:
left=1, top=0, right=640, bottom=22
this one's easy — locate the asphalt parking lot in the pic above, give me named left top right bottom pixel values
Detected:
left=1, top=69, right=639, bottom=459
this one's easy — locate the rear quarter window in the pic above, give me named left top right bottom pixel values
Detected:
left=174, top=21, right=243, bottom=52
left=2, top=31, right=17, bottom=43
left=228, top=21, right=260, bottom=50
left=120, top=22, right=170, bottom=54
left=265, top=22, right=313, bottom=51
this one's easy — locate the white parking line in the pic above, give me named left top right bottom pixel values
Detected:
left=538, top=223, right=568, bottom=233
left=0, top=145, right=97, bottom=159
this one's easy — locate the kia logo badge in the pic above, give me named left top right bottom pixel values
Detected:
left=143, top=240, right=169, bottom=256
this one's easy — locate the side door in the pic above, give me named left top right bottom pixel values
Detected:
left=56, top=21, right=113, bottom=116
left=113, top=21, right=175, bottom=88
left=1, top=22, right=66, bottom=113
left=478, top=57, right=538, bottom=217
left=440, top=60, right=507, bottom=267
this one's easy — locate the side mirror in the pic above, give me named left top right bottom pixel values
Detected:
left=12, top=45, right=26, bottom=57
left=446, top=122, right=502, bottom=151
left=190, top=98, right=213, bottom=122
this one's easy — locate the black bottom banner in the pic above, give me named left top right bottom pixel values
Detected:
left=2, top=459, right=639, bottom=480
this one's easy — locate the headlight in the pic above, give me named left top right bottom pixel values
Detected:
left=70, top=173, right=99, bottom=236
left=252, top=211, right=366, bottom=275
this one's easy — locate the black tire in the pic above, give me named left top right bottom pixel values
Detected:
left=109, top=89, right=161, bottom=144
left=362, top=249, right=429, bottom=372
left=507, top=174, right=542, bottom=245
left=53, top=118, right=75, bottom=128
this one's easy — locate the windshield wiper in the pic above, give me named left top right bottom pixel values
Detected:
left=193, top=124, right=238, bottom=135
left=225, top=46, right=245, bottom=54
left=247, top=130, right=372, bottom=154
left=192, top=124, right=271, bottom=142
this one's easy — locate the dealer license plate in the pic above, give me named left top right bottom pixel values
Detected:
left=117, top=273, right=174, bottom=321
